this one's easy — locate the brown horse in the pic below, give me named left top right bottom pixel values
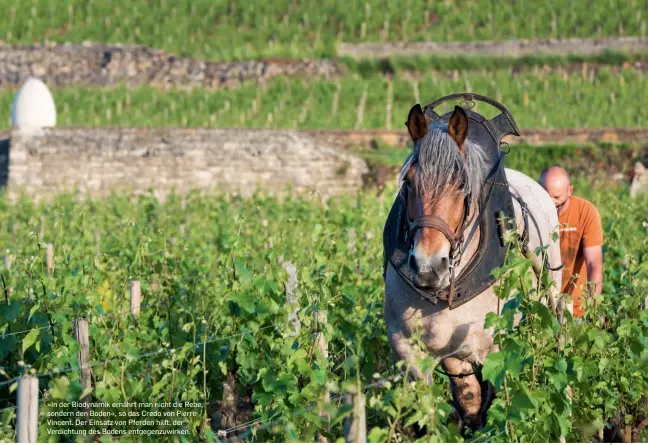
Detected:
left=384, top=104, right=569, bottom=431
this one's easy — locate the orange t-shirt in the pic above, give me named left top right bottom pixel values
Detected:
left=558, top=196, right=603, bottom=317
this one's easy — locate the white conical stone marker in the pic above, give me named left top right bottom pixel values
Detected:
left=11, top=77, right=57, bottom=133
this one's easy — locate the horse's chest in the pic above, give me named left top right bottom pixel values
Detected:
left=399, top=307, right=469, bottom=349
left=385, top=265, right=498, bottom=362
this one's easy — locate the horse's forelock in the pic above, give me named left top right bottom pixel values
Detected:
left=398, top=122, right=488, bottom=205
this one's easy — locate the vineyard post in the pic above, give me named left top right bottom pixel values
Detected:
left=46, top=244, right=54, bottom=277
left=385, top=76, right=393, bottom=130
left=74, top=318, right=92, bottom=423
left=4, top=255, right=12, bottom=270
left=347, top=228, right=356, bottom=253
left=381, top=14, right=389, bottom=40
left=465, top=77, right=472, bottom=94
left=130, top=280, right=141, bottom=317
left=298, top=94, right=313, bottom=126
left=343, top=384, right=366, bottom=443
left=17, top=375, right=39, bottom=443
left=411, top=79, right=420, bottom=106
left=283, top=262, right=301, bottom=336
left=39, top=216, right=45, bottom=240
left=557, top=295, right=567, bottom=444
left=331, top=80, right=341, bottom=121
left=354, top=86, right=368, bottom=130
left=315, top=309, right=329, bottom=443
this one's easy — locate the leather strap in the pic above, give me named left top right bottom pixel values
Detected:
left=448, top=265, right=456, bottom=307
left=409, top=216, right=459, bottom=246
left=510, top=194, right=565, bottom=272
left=460, top=151, right=507, bottom=254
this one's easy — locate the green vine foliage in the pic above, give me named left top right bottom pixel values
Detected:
left=0, top=0, right=644, bottom=60
left=480, top=222, right=648, bottom=442
left=0, top=173, right=646, bottom=442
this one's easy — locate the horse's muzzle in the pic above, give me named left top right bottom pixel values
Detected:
left=408, top=253, right=449, bottom=289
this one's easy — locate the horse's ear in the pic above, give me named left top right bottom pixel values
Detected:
left=406, top=104, right=428, bottom=142
left=448, top=105, right=469, bottom=154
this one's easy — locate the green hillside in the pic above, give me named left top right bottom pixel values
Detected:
left=1, top=0, right=645, bottom=60
left=2, top=67, right=644, bottom=130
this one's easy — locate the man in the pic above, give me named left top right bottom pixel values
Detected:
left=539, top=166, right=604, bottom=319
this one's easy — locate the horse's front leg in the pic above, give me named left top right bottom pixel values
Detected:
left=387, top=328, right=433, bottom=385
left=443, top=357, right=484, bottom=432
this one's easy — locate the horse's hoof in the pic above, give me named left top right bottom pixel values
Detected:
left=449, top=409, right=461, bottom=425
left=412, top=422, right=428, bottom=438
left=460, top=415, right=483, bottom=437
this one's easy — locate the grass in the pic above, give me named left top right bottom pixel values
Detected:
left=340, top=51, right=647, bottom=77
left=5, top=69, right=648, bottom=129
left=0, top=166, right=645, bottom=442
left=1, top=67, right=646, bottom=130
left=359, top=142, right=645, bottom=175
left=1, top=0, right=646, bottom=61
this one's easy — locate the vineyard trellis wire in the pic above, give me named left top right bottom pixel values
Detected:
left=0, top=324, right=281, bottom=390
left=215, top=344, right=472, bottom=441
left=0, top=301, right=335, bottom=441
left=0, top=397, right=46, bottom=414
left=0, top=324, right=58, bottom=339
left=0, top=313, right=311, bottom=441
left=469, top=427, right=508, bottom=443
left=1, top=184, right=643, bottom=442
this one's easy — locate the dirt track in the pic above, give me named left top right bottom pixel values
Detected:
left=302, top=127, right=648, bottom=149
left=338, top=37, right=648, bottom=60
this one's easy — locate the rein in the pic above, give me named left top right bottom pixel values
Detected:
left=510, top=194, right=565, bottom=272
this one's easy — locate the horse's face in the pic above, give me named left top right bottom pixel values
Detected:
left=404, top=169, right=465, bottom=288
left=404, top=104, right=469, bottom=290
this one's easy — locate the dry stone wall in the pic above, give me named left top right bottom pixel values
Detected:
left=0, top=43, right=342, bottom=89
left=338, top=37, right=648, bottom=59
left=6, top=128, right=368, bottom=202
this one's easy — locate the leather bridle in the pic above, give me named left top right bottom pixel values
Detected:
left=403, top=185, right=476, bottom=306
left=405, top=196, right=471, bottom=260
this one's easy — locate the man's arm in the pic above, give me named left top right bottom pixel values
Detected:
left=583, top=245, right=603, bottom=296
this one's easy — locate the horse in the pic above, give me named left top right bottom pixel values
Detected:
left=383, top=104, right=570, bottom=432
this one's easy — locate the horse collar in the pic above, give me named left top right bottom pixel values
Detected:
left=383, top=153, right=516, bottom=310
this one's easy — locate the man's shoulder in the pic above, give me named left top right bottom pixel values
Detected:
left=571, top=196, right=600, bottom=215
left=571, top=195, right=603, bottom=244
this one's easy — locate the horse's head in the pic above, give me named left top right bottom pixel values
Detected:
left=401, top=104, right=486, bottom=290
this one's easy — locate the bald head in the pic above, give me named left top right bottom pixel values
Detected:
left=540, top=166, right=570, bottom=188
left=539, top=166, right=573, bottom=216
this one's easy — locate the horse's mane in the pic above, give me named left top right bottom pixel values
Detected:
left=398, top=120, right=489, bottom=207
